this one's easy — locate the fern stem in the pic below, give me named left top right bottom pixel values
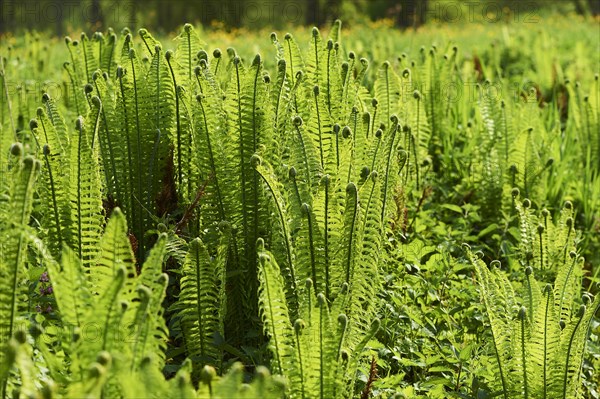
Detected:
left=6, top=165, right=37, bottom=396
left=384, top=66, right=390, bottom=121
left=502, top=105, right=509, bottom=164
left=261, top=256, right=284, bottom=375
left=370, top=104, right=377, bottom=140
left=256, top=168, right=296, bottom=297
left=43, top=150, right=63, bottom=252
left=519, top=308, right=529, bottom=399
left=326, top=45, right=332, bottom=115
left=345, top=185, right=358, bottom=284
left=293, top=124, right=312, bottom=191
left=166, top=56, right=183, bottom=193
left=491, top=327, right=510, bottom=399
left=313, top=33, right=320, bottom=85
left=81, top=35, right=90, bottom=83
left=369, top=131, right=381, bottom=174
left=154, top=47, right=161, bottom=131
left=335, top=125, right=340, bottom=169
left=94, top=82, right=121, bottom=206
left=538, top=228, right=544, bottom=270
left=186, top=29, right=192, bottom=81
left=542, top=286, right=551, bottom=399
left=343, top=56, right=355, bottom=110
left=251, top=59, right=261, bottom=259
left=362, top=173, right=378, bottom=238
left=0, top=59, right=17, bottom=140
left=562, top=308, right=585, bottom=399
left=524, top=129, right=530, bottom=197
left=66, top=41, right=81, bottom=86
left=213, top=56, right=221, bottom=78
left=525, top=272, right=534, bottom=325
left=106, top=38, right=115, bottom=76
left=195, top=91, right=225, bottom=220
left=193, top=243, right=206, bottom=356
left=117, top=70, right=135, bottom=238
left=129, top=54, right=146, bottom=257
left=318, top=298, right=325, bottom=399
left=381, top=123, right=399, bottom=223
left=149, top=129, right=162, bottom=210
left=234, top=60, right=248, bottom=241
left=294, top=326, right=306, bottom=399
left=285, top=39, right=299, bottom=112
left=290, top=172, right=303, bottom=208
left=76, top=118, right=84, bottom=260
left=323, top=176, right=330, bottom=302
left=64, top=64, right=83, bottom=116
left=414, top=97, right=421, bottom=189
left=303, top=204, right=318, bottom=288
left=563, top=220, right=573, bottom=265
left=558, top=257, right=578, bottom=318
left=140, top=32, right=154, bottom=57
left=97, top=37, right=102, bottom=74
left=273, top=61, right=286, bottom=136
left=429, top=53, right=436, bottom=137
left=314, top=89, right=325, bottom=168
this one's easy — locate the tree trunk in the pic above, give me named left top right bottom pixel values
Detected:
left=128, top=0, right=137, bottom=31
left=199, top=0, right=217, bottom=27
left=90, top=0, right=104, bottom=30
left=396, top=0, right=428, bottom=29
left=325, top=0, right=342, bottom=22
left=305, top=0, right=321, bottom=26
left=157, top=0, right=175, bottom=33
left=0, top=0, right=4, bottom=34
left=225, top=0, right=242, bottom=28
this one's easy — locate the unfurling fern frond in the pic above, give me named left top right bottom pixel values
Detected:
left=174, top=23, right=206, bottom=85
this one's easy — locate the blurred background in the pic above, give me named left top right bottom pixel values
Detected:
left=1, top=0, right=599, bottom=36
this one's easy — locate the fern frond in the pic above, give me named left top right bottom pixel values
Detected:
left=92, top=72, right=128, bottom=211
left=92, top=208, right=136, bottom=300
left=47, top=245, right=92, bottom=332
left=80, top=33, right=97, bottom=83
left=255, top=160, right=298, bottom=317
left=174, top=23, right=206, bottom=84
left=70, top=266, right=126, bottom=382
left=96, top=31, right=117, bottom=76
left=0, top=154, right=39, bottom=390
left=256, top=239, right=303, bottom=394
left=373, top=62, right=400, bottom=127
left=68, top=113, right=104, bottom=268
left=129, top=235, right=169, bottom=369
left=176, top=237, right=227, bottom=368
left=527, top=284, right=560, bottom=398
left=470, top=254, right=513, bottom=398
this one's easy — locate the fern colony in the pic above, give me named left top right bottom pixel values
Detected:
left=0, top=19, right=599, bottom=398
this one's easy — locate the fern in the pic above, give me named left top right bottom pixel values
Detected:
left=175, top=236, right=227, bottom=370
left=469, top=203, right=599, bottom=399
left=0, top=151, right=39, bottom=398
left=257, top=239, right=303, bottom=392
left=68, top=110, right=104, bottom=267
left=130, top=234, right=169, bottom=370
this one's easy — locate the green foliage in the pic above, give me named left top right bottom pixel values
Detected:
left=468, top=202, right=600, bottom=399
left=0, top=15, right=598, bottom=399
